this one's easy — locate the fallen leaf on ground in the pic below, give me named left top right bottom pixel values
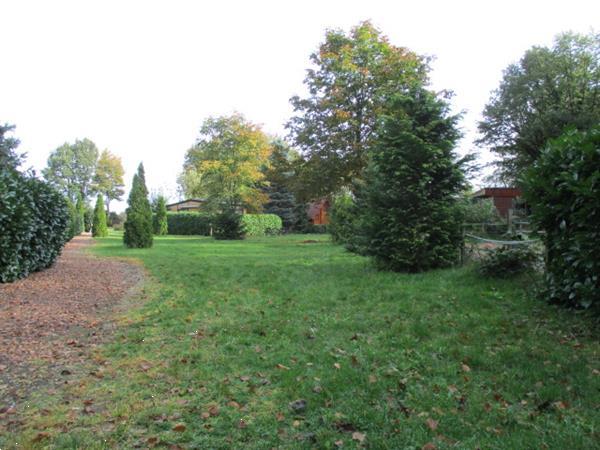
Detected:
left=426, top=418, right=438, bottom=431
left=334, top=363, right=341, bottom=370
left=352, top=431, right=366, bottom=443
left=172, top=423, right=186, bottom=432
left=461, top=363, right=471, bottom=372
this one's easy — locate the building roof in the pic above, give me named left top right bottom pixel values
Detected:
left=472, top=187, right=522, bottom=198
left=165, top=198, right=206, bottom=208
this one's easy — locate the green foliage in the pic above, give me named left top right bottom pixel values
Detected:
left=179, top=114, right=271, bottom=212
left=478, top=245, right=540, bottom=278
left=153, top=195, right=169, bottom=235
left=0, top=123, right=23, bottom=169
left=522, top=127, right=600, bottom=309
left=459, top=195, right=502, bottom=224
left=329, top=192, right=359, bottom=249
left=166, top=212, right=212, bottom=235
left=212, top=210, right=244, bottom=240
left=43, top=138, right=99, bottom=202
left=355, top=88, right=466, bottom=272
left=1, top=126, right=69, bottom=282
left=66, top=193, right=85, bottom=239
left=287, top=21, right=429, bottom=200
left=124, top=163, right=153, bottom=248
left=263, top=139, right=300, bottom=230
left=83, top=205, right=94, bottom=232
left=478, top=31, right=600, bottom=183
left=241, top=214, right=282, bottom=236
left=92, top=194, right=108, bottom=237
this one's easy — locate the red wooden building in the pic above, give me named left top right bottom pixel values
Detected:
left=472, top=187, right=522, bottom=218
left=307, top=199, right=330, bottom=225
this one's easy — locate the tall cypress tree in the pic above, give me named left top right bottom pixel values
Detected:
left=124, top=163, right=153, bottom=248
left=153, top=195, right=168, bottom=235
left=92, top=194, right=108, bottom=237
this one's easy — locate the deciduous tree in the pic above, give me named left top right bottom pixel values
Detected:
left=94, top=149, right=125, bottom=215
left=287, top=21, right=429, bottom=200
left=179, top=114, right=271, bottom=212
left=478, top=31, right=600, bottom=183
left=43, top=138, right=99, bottom=202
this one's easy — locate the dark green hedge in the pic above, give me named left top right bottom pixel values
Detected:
left=523, top=127, right=600, bottom=309
left=166, top=212, right=212, bottom=235
left=241, top=214, right=282, bottom=236
left=0, top=168, right=69, bottom=282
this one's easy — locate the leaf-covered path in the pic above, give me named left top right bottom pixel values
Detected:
left=0, top=234, right=143, bottom=418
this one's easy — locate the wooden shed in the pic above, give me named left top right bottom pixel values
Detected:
left=307, top=199, right=330, bottom=225
left=472, top=187, right=522, bottom=218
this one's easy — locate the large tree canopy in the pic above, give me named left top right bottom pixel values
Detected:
left=478, top=31, right=600, bottom=183
left=94, top=149, right=125, bottom=214
left=287, top=21, right=429, bottom=200
left=43, top=138, right=99, bottom=202
left=179, top=114, right=272, bottom=212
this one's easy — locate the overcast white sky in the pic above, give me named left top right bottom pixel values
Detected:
left=2, top=0, right=598, bottom=211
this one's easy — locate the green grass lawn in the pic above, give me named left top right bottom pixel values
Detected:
left=3, top=232, right=599, bottom=449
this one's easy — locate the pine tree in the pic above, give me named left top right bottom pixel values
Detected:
left=92, top=194, right=108, bottom=237
left=355, top=88, right=466, bottom=272
left=153, top=195, right=168, bottom=235
left=124, top=163, right=153, bottom=248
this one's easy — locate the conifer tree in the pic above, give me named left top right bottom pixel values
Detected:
left=124, top=163, right=153, bottom=248
left=153, top=195, right=168, bottom=235
left=355, top=88, right=466, bottom=272
left=92, top=194, right=108, bottom=237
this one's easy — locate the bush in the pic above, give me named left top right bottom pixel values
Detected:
left=523, top=127, right=600, bottom=309
left=0, top=169, right=69, bottom=282
left=213, top=210, right=244, bottom=240
left=92, top=194, right=108, bottom=237
left=124, top=163, right=153, bottom=248
left=478, top=245, right=540, bottom=278
left=329, top=192, right=360, bottom=249
left=166, top=212, right=212, bottom=235
left=241, top=214, right=282, bottom=236
left=460, top=195, right=502, bottom=225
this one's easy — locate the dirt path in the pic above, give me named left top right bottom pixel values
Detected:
left=0, top=234, right=144, bottom=416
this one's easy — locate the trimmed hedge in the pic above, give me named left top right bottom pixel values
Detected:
left=241, top=214, right=282, bottom=236
left=0, top=168, right=69, bottom=282
left=166, top=212, right=212, bottom=236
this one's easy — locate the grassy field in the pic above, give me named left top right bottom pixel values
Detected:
left=2, top=232, right=599, bottom=449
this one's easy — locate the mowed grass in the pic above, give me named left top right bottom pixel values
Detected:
left=3, top=232, right=599, bottom=449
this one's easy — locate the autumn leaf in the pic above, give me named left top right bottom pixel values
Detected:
left=201, top=412, right=210, bottom=419
left=276, top=412, right=285, bottom=421
left=352, top=431, right=366, bottom=443
left=227, top=401, right=241, bottom=409
left=32, top=432, right=51, bottom=442
left=334, top=363, right=341, bottom=370
left=276, top=363, right=290, bottom=370
left=368, top=374, right=377, bottom=383
left=209, top=405, right=220, bottom=416
left=461, top=363, right=471, bottom=373
left=238, top=419, right=247, bottom=429
left=172, top=423, right=186, bottom=432
left=422, top=443, right=436, bottom=450
left=425, top=418, right=438, bottom=431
